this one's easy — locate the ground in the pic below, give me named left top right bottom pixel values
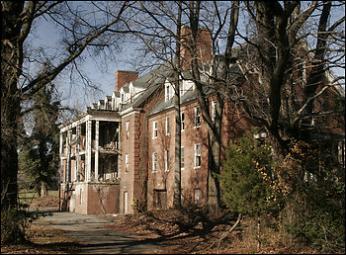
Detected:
left=1, top=193, right=341, bottom=254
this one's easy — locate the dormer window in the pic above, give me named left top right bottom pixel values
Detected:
left=165, top=83, right=171, bottom=102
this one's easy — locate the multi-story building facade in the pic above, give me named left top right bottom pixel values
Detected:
left=59, top=27, right=345, bottom=215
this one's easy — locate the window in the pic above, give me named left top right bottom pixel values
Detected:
left=125, top=121, right=129, bottom=139
left=165, top=83, right=171, bottom=102
left=211, top=101, right=216, bottom=121
left=194, top=107, right=201, bottom=127
left=152, top=121, right=158, bottom=139
left=164, top=150, right=169, bottom=172
left=181, top=112, right=185, bottom=131
left=181, top=147, right=184, bottom=169
left=165, top=116, right=170, bottom=135
left=152, top=152, right=158, bottom=172
left=194, top=144, right=201, bottom=168
left=194, top=189, right=202, bottom=204
left=125, top=154, right=129, bottom=171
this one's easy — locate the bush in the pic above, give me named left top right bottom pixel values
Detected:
left=278, top=141, right=345, bottom=252
left=1, top=208, right=26, bottom=245
left=221, top=133, right=281, bottom=216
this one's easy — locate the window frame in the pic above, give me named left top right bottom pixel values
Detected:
left=194, top=143, right=201, bottom=168
left=152, top=152, right=158, bottom=172
left=164, top=150, right=169, bottom=172
left=165, top=116, right=170, bottom=136
left=125, top=154, right=129, bottom=172
left=181, top=146, right=185, bottom=170
left=152, top=120, right=158, bottom=139
left=181, top=112, right=185, bottom=131
left=194, top=106, right=201, bottom=127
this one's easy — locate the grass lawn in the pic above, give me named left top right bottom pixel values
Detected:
left=18, top=190, right=59, bottom=207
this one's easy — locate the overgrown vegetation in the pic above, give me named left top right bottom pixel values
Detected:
left=221, top=132, right=345, bottom=252
left=18, top=83, right=60, bottom=197
left=1, top=208, right=27, bottom=245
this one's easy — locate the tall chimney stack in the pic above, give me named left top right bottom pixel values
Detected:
left=180, top=26, right=213, bottom=70
left=115, top=70, right=139, bottom=92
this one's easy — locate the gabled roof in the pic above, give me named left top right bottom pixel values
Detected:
left=120, top=64, right=172, bottom=111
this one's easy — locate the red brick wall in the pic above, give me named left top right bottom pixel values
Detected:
left=119, top=87, right=164, bottom=213
left=87, top=183, right=120, bottom=214
left=146, top=97, right=251, bottom=210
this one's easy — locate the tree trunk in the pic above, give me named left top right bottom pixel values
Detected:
left=40, top=181, right=48, bottom=197
left=207, top=130, right=223, bottom=209
left=257, top=213, right=261, bottom=250
left=173, top=1, right=182, bottom=209
left=1, top=2, right=25, bottom=211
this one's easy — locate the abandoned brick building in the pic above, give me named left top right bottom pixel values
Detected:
left=59, top=27, right=345, bottom=215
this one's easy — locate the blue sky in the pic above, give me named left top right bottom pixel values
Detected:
left=25, top=2, right=345, bottom=113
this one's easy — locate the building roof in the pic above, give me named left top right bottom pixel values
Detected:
left=120, top=64, right=172, bottom=111
left=148, top=64, right=243, bottom=116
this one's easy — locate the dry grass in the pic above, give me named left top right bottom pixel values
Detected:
left=105, top=210, right=328, bottom=254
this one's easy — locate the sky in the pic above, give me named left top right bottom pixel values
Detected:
left=24, top=1, right=345, bottom=114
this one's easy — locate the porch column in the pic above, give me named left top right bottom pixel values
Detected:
left=59, top=132, right=64, bottom=182
left=76, top=125, right=80, bottom=182
left=95, top=120, right=99, bottom=181
left=117, top=124, right=121, bottom=178
left=66, top=130, right=71, bottom=183
left=86, top=120, right=92, bottom=182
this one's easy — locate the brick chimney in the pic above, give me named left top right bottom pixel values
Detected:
left=180, top=26, right=213, bottom=70
left=115, top=70, right=139, bottom=92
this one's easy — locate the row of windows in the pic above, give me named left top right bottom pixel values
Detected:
left=151, top=144, right=201, bottom=172
left=124, top=102, right=217, bottom=140
left=152, top=106, right=208, bottom=139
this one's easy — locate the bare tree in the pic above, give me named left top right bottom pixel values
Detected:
left=236, top=1, right=345, bottom=155
left=123, top=1, right=185, bottom=208
left=1, top=1, right=130, bottom=211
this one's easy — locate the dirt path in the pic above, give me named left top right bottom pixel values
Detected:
left=29, top=212, right=162, bottom=254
